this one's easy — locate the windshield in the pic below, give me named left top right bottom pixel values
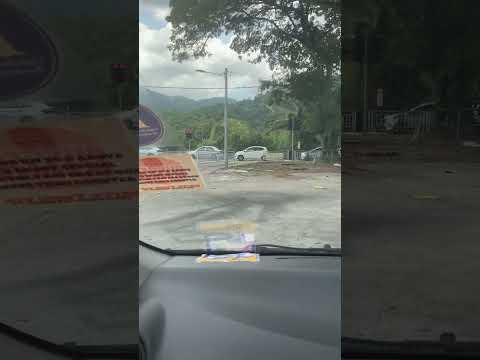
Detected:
left=139, top=2, right=341, bottom=254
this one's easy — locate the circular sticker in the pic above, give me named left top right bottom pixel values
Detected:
left=139, top=105, right=165, bottom=146
left=0, top=2, right=59, bottom=99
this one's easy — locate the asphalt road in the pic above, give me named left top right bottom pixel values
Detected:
left=342, top=149, right=480, bottom=341
left=140, top=160, right=341, bottom=250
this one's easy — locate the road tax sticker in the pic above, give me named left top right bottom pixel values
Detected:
left=196, top=252, right=260, bottom=264
left=198, top=222, right=257, bottom=252
left=139, top=153, right=205, bottom=192
left=0, top=115, right=138, bottom=205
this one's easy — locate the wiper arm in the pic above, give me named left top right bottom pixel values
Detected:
left=342, top=335, right=480, bottom=359
left=1, top=321, right=138, bottom=359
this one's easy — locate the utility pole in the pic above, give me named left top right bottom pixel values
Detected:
left=111, top=63, right=128, bottom=111
left=362, top=26, right=369, bottom=133
left=224, top=67, right=229, bottom=168
left=291, top=116, right=295, bottom=160
left=195, top=68, right=230, bottom=168
left=117, top=86, right=123, bottom=111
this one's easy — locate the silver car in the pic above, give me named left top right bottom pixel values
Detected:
left=188, top=146, right=222, bottom=160
left=139, top=146, right=160, bottom=156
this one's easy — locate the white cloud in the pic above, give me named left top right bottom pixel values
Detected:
left=139, top=21, right=273, bottom=100
left=153, top=7, right=170, bottom=21
left=140, top=0, right=170, bottom=7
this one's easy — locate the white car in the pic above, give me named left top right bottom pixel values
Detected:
left=235, top=146, right=268, bottom=161
left=139, top=146, right=160, bottom=156
left=0, top=102, right=51, bottom=120
left=188, top=146, right=222, bottom=160
left=384, top=101, right=436, bottom=131
left=301, top=146, right=323, bottom=161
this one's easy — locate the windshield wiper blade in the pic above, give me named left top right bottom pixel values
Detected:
left=140, top=240, right=341, bottom=256
left=342, top=336, right=480, bottom=359
left=0, top=321, right=138, bottom=359
left=139, top=240, right=177, bottom=256
left=255, top=244, right=341, bottom=256
left=140, top=244, right=341, bottom=256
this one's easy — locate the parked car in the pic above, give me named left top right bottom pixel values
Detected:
left=301, top=146, right=323, bottom=161
left=139, top=146, right=160, bottom=156
left=188, top=146, right=222, bottom=160
left=157, top=146, right=182, bottom=153
left=384, top=101, right=437, bottom=131
left=0, top=102, right=51, bottom=120
left=234, top=146, right=268, bottom=161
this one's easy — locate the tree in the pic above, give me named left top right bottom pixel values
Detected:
left=260, top=71, right=341, bottom=152
left=345, top=0, right=480, bottom=141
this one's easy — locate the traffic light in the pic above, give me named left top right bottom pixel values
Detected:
left=352, top=28, right=364, bottom=62
left=111, top=63, right=129, bottom=84
left=185, top=128, right=193, bottom=139
left=288, top=116, right=297, bottom=130
left=369, top=34, right=385, bottom=64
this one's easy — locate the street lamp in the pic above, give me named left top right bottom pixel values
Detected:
left=356, top=22, right=370, bottom=133
left=195, top=68, right=230, bottom=168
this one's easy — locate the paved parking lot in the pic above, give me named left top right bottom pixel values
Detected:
left=342, top=140, right=480, bottom=341
left=140, top=160, right=341, bottom=250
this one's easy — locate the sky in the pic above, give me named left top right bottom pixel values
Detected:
left=139, top=0, right=273, bottom=100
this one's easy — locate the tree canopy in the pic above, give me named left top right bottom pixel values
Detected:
left=167, top=0, right=340, bottom=77
left=346, top=0, right=480, bottom=108
left=167, top=0, right=342, bottom=148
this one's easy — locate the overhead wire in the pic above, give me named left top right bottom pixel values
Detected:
left=141, top=85, right=260, bottom=90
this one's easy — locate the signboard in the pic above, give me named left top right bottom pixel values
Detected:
left=0, top=115, right=138, bottom=205
left=0, top=2, right=58, bottom=99
left=139, top=154, right=205, bottom=192
left=139, top=105, right=165, bottom=146
left=376, top=88, right=383, bottom=107
left=111, top=63, right=129, bottom=84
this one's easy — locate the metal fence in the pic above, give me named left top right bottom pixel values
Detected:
left=369, top=110, right=434, bottom=132
left=278, top=149, right=341, bottom=163
left=344, top=110, right=439, bottom=132
left=343, top=112, right=357, bottom=132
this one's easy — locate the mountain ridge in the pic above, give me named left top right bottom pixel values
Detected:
left=140, top=87, right=237, bottom=113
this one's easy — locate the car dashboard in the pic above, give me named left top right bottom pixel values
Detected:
left=139, top=245, right=340, bottom=360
